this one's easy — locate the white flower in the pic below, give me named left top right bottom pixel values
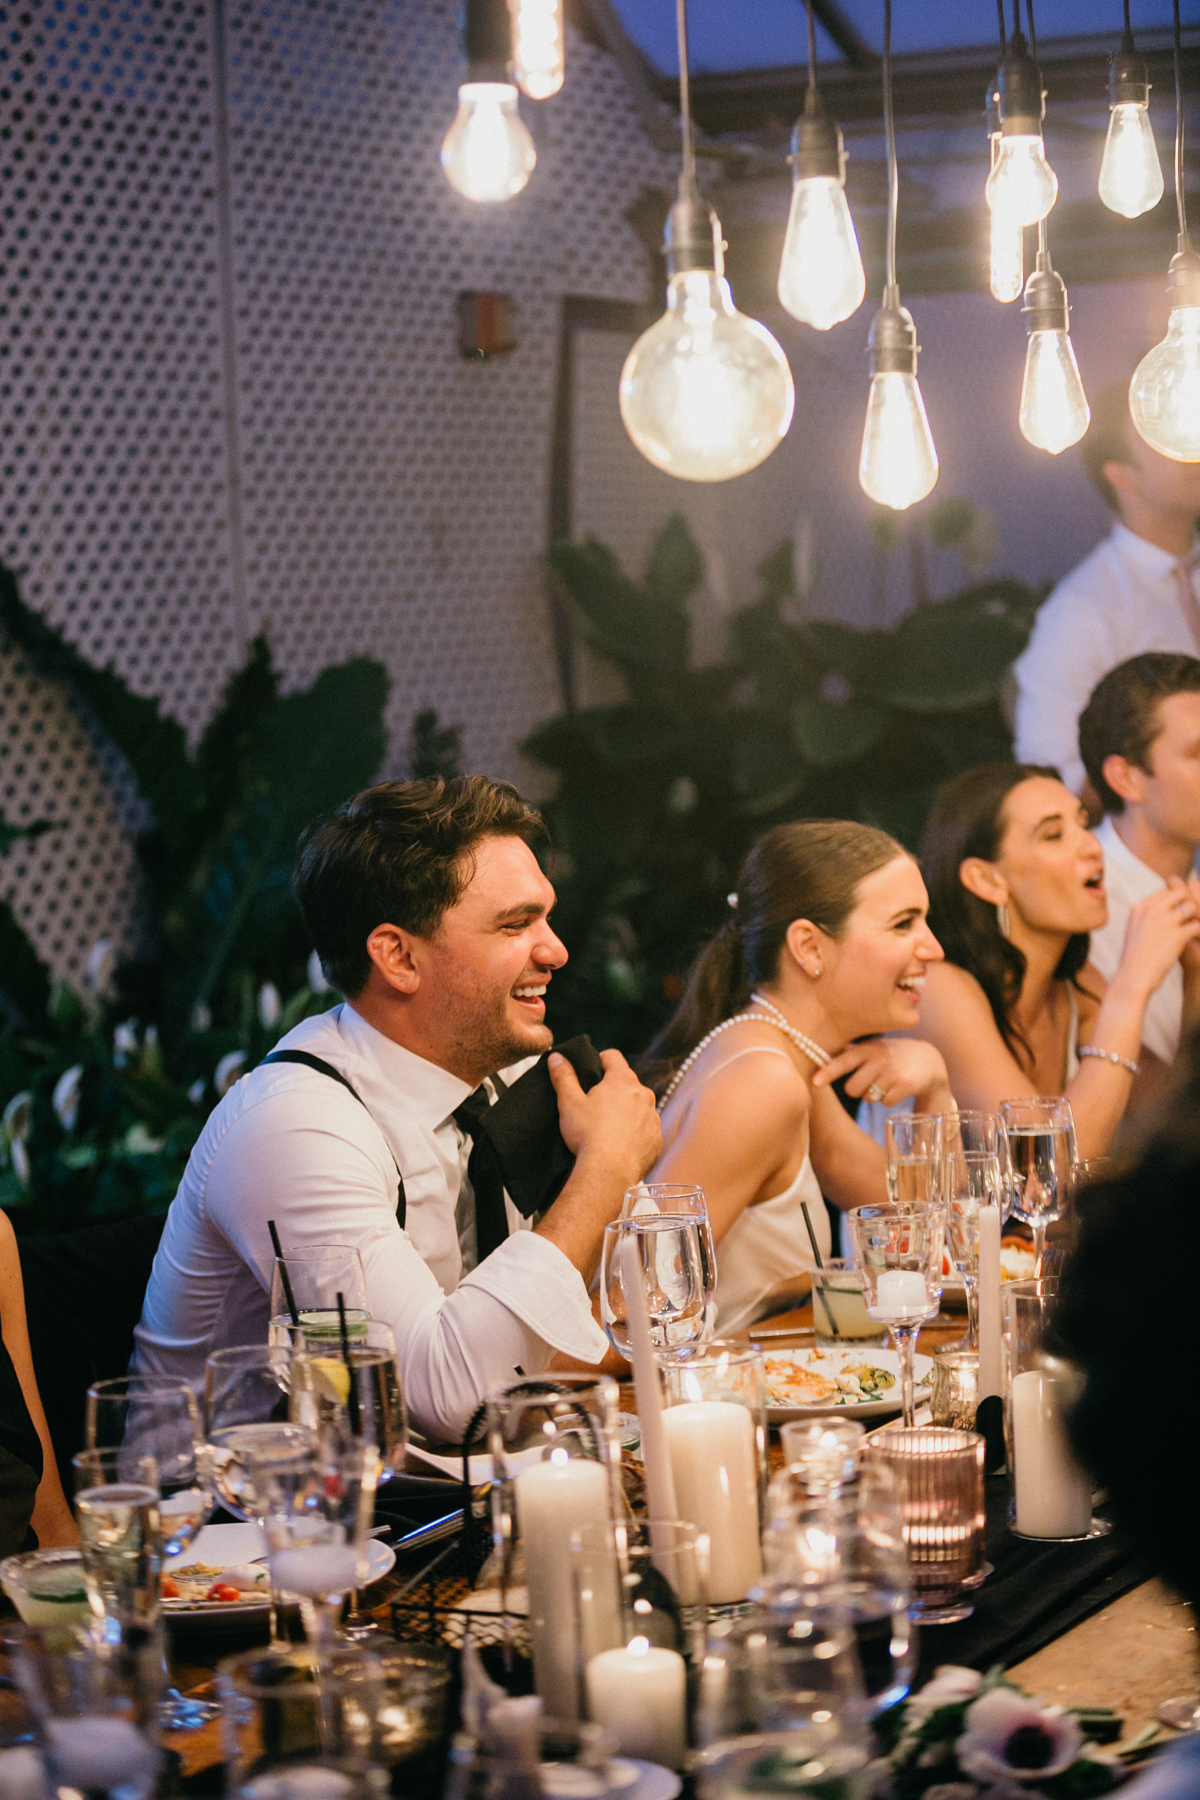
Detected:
left=112, top=1019, right=139, bottom=1069
left=257, top=983, right=281, bottom=1028
left=52, top=1065, right=85, bottom=1134
left=957, top=1689, right=1082, bottom=1784
left=214, top=1051, right=247, bottom=1097
left=84, top=938, right=116, bottom=1001
left=121, top=1123, right=164, bottom=1157
left=10, top=1140, right=30, bottom=1186
left=187, top=1079, right=207, bottom=1106
left=2, top=1091, right=33, bottom=1143
left=191, top=1001, right=213, bottom=1033
left=905, top=1666, right=983, bottom=1724
left=666, top=775, right=699, bottom=816
left=307, top=949, right=330, bottom=993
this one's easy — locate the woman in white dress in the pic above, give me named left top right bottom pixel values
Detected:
left=640, top=821, right=954, bottom=1332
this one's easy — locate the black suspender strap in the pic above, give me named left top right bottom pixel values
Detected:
left=260, top=1050, right=407, bottom=1228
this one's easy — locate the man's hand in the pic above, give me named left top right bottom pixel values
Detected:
left=548, top=1048, right=662, bottom=1188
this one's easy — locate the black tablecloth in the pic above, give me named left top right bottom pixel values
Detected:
left=914, top=1474, right=1152, bottom=1683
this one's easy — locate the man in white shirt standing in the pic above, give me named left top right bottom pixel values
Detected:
left=1014, top=383, right=1200, bottom=798
left=1078, top=653, right=1200, bottom=1067
left=133, top=775, right=661, bottom=1440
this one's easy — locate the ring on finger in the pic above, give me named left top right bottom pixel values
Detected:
left=866, top=1083, right=885, bottom=1103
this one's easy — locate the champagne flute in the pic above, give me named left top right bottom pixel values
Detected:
left=943, top=1150, right=1003, bottom=1349
left=600, top=1215, right=707, bottom=1363
left=268, top=1243, right=369, bottom=1345
left=847, top=1204, right=944, bottom=1427
left=623, top=1182, right=717, bottom=1314
left=998, top=1097, right=1077, bottom=1276
left=884, top=1114, right=943, bottom=1206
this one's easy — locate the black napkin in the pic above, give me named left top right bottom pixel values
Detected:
left=474, top=1035, right=605, bottom=1219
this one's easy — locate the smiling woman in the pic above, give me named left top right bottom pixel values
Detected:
left=637, top=820, right=953, bottom=1331
left=916, top=761, right=1200, bottom=1158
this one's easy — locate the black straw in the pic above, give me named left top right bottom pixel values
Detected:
left=336, top=1290, right=362, bottom=1436
left=268, top=1220, right=300, bottom=1328
left=801, top=1202, right=839, bottom=1338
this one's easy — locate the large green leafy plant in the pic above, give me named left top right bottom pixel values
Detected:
left=0, top=559, right=393, bottom=1228
left=524, top=509, right=1040, bottom=1054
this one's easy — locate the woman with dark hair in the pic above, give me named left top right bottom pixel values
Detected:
left=641, top=820, right=952, bottom=1330
left=916, top=762, right=1200, bottom=1158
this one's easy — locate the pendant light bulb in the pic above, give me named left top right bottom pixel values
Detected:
left=509, top=0, right=564, bottom=100
left=1130, top=247, right=1200, bottom=461
left=986, top=30, right=1058, bottom=228
left=858, top=302, right=939, bottom=510
left=1099, top=42, right=1163, bottom=218
left=1019, top=258, right=1090, bottom=454
left=621, top=181, right=795, bottom=482
left=777, top=92, right=865, bottom=329
left=441, top=83, right=535, bottom=201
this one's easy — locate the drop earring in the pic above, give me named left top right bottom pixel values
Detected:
left=996, top=902, right=1010, bottom=940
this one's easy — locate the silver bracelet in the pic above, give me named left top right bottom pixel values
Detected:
left=1078, top=1044, right=1139, bottom=1076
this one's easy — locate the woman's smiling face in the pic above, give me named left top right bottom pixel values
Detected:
left=816, top=854, right=945, bottom=1036
left=990, top=776, right=1107, bottom=935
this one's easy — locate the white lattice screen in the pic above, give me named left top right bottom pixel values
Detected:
left=0, top=0, right=674, bottom=979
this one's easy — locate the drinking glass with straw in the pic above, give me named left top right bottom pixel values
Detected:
left=800, top=1200, right=841, bottom=1342
left=268, top=1234, right=369, bottom=1348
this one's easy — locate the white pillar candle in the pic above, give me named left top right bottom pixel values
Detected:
left=977, top=1205, right=1002, bottom=1400
left=586, top=1639, right=688, bottom=1769
left=43, top=1717, right=157, bottom=1789
left=662, top=1401, right=762, bottom=1604
left=1011, top=1365, right=1092, bottom=1538
left=515, top=1456, right=613, bottom=1720
left=873, top=1269, right=928, bottom=1318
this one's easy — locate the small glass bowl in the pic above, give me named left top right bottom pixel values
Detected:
left=0, top=1550, right=92, bottom=1626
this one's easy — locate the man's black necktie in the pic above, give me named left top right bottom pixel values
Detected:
left=453, top=1084, right=510, bottom=1262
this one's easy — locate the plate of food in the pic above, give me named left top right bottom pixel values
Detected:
left=763, top=1346, right=933, bottom=1420
left=163, top=1523, right=394, bottom=1629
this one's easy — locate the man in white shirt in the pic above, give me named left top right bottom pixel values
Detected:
left=133, top=775, right=661, bottom=1440
left=1014, top=383, right=1200, bottom=797
left=1078, top=653, right=1200, bottom=1065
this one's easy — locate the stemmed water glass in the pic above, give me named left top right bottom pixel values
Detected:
left=942, top=1150, right=1003, bottom=1349
left=847, top=1203, right=945, bottom=1427
left=622, top=1183, right=717, bottom=1318
left=998, top=1097, right=1077, bottom=1276
left=600, top=1214, right=708, bottom=1362
left=884, top=1114, right=943, bottom=1206
left=268, top=1242, right=369, bottom=1345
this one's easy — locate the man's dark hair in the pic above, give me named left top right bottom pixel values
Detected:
left=294, top=776, right=548, bottom=996
left=1080, top=381, right=1137, bottom=513
left=1079, top=652, right=1200, bottom=815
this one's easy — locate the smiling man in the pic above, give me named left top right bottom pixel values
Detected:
left=132, top=777, right=661, bottom=1439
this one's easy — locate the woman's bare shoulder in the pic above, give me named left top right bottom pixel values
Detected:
left=920, top=960, right=994, bottom=1018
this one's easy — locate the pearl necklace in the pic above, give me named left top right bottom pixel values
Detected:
left=657, top=992, right=832, bottom=1112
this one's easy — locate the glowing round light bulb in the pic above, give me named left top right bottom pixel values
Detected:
left=777, top=176, right=866, bottom=330
left=989, top=205, right=1024, bottom=303
left=1099, top=102, right=1164, bottom=217
left=441, top=82, right=536, bottom=203
left=1130, top=304, right=1200, bottom=463
left=621, top=270, right=795, bottom=482
left=1020, top=330, right=1090, bottom=454
left=859, top=371, right=939, bottom=510
left=985, top=135, right=1058, bottom=228
left=510, top=0, right=563, bottom=100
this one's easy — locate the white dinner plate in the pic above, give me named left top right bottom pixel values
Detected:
left=163, top=1523, right=395, bottom=1630
left=762, top=1345, right=934, bottom=1421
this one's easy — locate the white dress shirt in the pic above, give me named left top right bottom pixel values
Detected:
left=132, top=1003, right=609, bottom=1438
left=1088, top=816, right=1183, bottom=1065
left=1014, top=524, right=1200, bottom=796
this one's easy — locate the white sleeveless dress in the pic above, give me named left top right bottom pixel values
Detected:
left=653, top=1045, right=832, bottom=1335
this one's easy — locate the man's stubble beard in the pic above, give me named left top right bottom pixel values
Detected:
left=442, top=975, right=553, bottom=1082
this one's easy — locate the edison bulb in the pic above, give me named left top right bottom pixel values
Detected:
left=441, top=83, right=536, bottom=202
left=990, top=205, right=1024, bottom=303
left=510, top=0, right=563, bottom=100
left=1099, top=103, right=1163, bottom=217
left=859, top=372, right=939, bottom=510
left=1020, top=330, right=1090, bottom=453
left=986, top=135, right=1058, bottom=227
left=620, top=270, right=795, bottom=482
left=777, top=176, right=865, bottom=330
left=1130, top=307, right=1200, bottom=462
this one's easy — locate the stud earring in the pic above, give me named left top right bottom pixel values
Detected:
left=810, top=963, right=823, bottom=979
left=996, top=902, right=1010, bottom=940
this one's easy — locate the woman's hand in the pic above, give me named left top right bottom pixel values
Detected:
left=1113, top=878, right=1200, bottom=1002
left=812, top=1036, right=951, bottom=1109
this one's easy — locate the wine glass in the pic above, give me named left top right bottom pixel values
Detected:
left=600, top=1215, right=707, bottom=1362
left=943, top=1150, right=1003, bottom=1349
left=998, top=1097, right=1077, bottom=1276
left=268, top=1242, right=370, bottom=1345
left=847, top=1203, right=944, bottom=1427
left=86, top=1376, right=210, bottom=1558
left=622, top=1182, right=717, bottom=1314
left=884, top=1114, right=943, bottom=1206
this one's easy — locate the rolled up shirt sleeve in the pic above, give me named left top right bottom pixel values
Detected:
left=206, top=1084, right=608, bottom=1442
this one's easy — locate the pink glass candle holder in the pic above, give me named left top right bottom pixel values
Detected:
left=863, top=1427, right=985, bottom=1624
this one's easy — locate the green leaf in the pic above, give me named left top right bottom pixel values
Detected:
left=548, top=540, right=689, bottom=673
left=0, top=558, right=199, bottom=860
left=755, top=540, right=795, bottom=604
left=0, top=813, right=60, bottom=855
left=867, top=506, right=904, bottom=555
left=644, top=513, right=705, bottom=608
left=409, top=709, right=463, bottom=781
left=193, top=636, right=278, bottom=832
left=870, top=585, right=1033, bottom=711
left=802, top=620, right=885, bottom=690
left=0, top=897, right=51, bottom=1024
left=926, top=496, right=978, bottom=548
left=793, top=698, right=889, bottom=767
left=731, top=728, right=807, bottom=813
